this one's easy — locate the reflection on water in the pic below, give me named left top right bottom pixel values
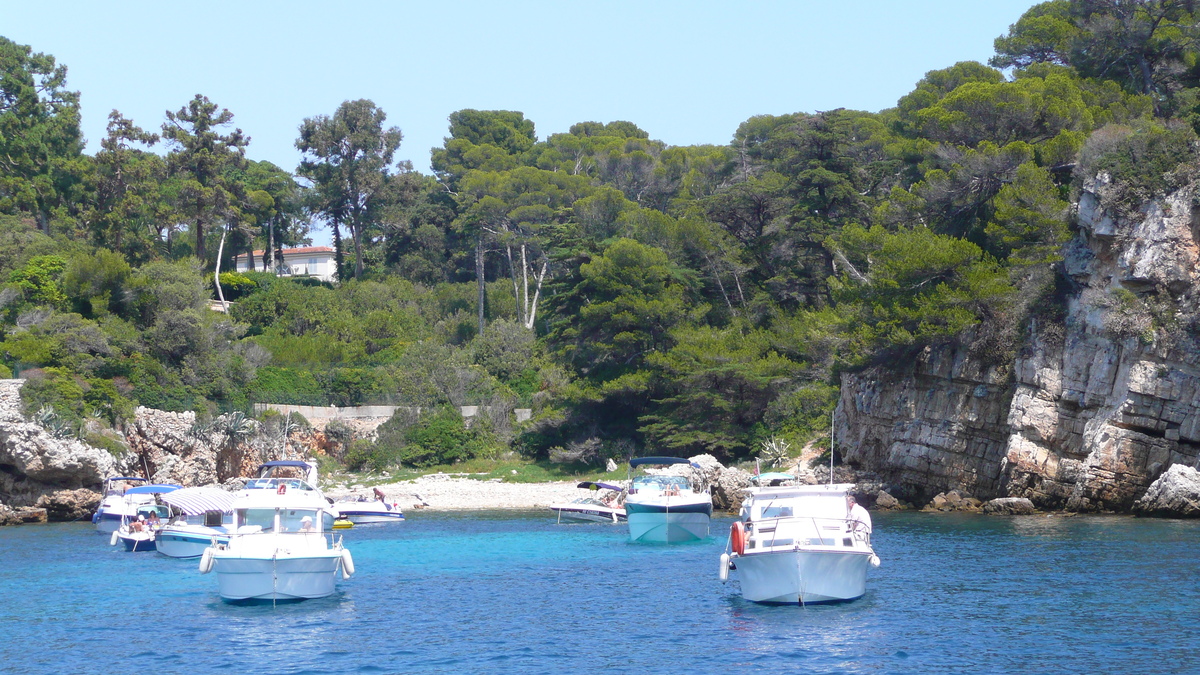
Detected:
left=2, top=511, right=1200, bottom=674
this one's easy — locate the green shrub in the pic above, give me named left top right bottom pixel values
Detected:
left=343, top=438, right=401, bottom=472
left=398, top=406, right=490, bottom=467
left=247, top=366, right=326, bottom=405
left=210, top=272, right=258, bottom=301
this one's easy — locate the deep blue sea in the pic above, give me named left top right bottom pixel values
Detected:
left=2, top=511, right=1198, bottom=674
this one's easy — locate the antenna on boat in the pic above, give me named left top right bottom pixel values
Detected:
left=829, top=408, right=834, bottom=488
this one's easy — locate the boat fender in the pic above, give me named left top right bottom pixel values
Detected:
left=869, top=553, right=881, bottom=568
left=109, top=531, right=119, bottom=546
left=199, top=547, right=215, bottom=574
left=730, top=521, right=747, bottom=556
left=340, top=549, right=355, bottom=579
left=719, top=553, right=731, bottom=582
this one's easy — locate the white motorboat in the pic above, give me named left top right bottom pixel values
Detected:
left=332, top=487, right=405, bottom=524
left=155, top=487, right=236, bottom=559
left=243, top=460, right=338, bottom=529
left=109, top=501, right=171, bottom=552
left=720, top=483, right=880, bottom=605
left=200, top=474, right=353, bottom=602
left=625, top=457, right=712, bottom=543
left=550, top=481, right=627, bottom=523
left=92, top=477, right=180, bottom=533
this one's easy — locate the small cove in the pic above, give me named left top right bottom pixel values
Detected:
left=1, top=511, right=1197, bottom=674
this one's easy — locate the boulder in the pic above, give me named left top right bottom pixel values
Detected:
left=983, top=497, right=1036, bottom=515
left=874, top=490, right=904, bottom=510
left=36, top=488, right=102, bottom=522
left=1133, top=464, right=1200, bottom=517
left=922, top=490, right=983, bottom=513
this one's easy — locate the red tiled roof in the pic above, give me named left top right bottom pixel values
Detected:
left=236, top=246, right=334, bottom=259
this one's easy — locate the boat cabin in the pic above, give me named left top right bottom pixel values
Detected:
left=742, top=484, right=865, bottom=550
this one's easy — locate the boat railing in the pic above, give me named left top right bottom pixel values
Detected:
left=748, top=515, right=870, bottom=549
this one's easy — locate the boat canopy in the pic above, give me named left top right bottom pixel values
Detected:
left=577, top=481, right=625, bottom=492
left=257, top=460, right=311, bottom=472
left=629, top=457, right=695, bottom=468
left=162, top=487, right=235, bottom=515
left=752, top=472, right=795, bottom=482
left=124, top=484, right=182, bottom=495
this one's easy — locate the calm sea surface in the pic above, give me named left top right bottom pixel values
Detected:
left=1, top=511, right=1198, bottom=674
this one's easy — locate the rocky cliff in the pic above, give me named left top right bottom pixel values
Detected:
left=836, top=173, right=1200, bottom=513
left=0, top=380, right=127, bottom=523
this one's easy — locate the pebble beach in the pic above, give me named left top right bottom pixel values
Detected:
left=325, top=474, right=588, bottom=510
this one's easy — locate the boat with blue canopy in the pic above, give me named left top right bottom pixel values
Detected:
left=106, top=484, right=181, bottom=551
left=93, top=478, right=181, bottom=534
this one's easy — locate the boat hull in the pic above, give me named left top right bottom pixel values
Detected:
left=118, top=532, right=156, bottom=552
left=94, top=511, right=125, bottom=534
left=155, top=526, right=229, bottom=559
left=626, top=501, right=711, bottom=543
left=338, top=510, right=405, bottom=524
left=733, top=548, right=870, bottom=604
left=211, top=552, right=344, bottom=601
left=551, top=505, right=626, bottom=523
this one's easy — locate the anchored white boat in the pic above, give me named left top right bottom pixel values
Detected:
left=332, top=487, right=405, bottom=524
left=550, top=481, right=627, bottom=523
left=200, top=475, right=353, bottom=602
left=92, top=478, right=180, bottom=533
left=625, top=457, right=712, bottom=543
left=720, top=483, right=879, bottom=604
left=243, top=460, right=338, bottom=529
left=155, top=487, right=236, bottom=559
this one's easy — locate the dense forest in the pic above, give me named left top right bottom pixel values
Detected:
left=3, top=0, right=1200, bottom=470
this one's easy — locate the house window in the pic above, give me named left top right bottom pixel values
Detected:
left=309, top=258, right=319, bottom=265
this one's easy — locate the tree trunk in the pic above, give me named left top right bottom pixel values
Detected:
left=476, top=237, right=486, bottom=336
left=195, top=218, right=206, bottom=262
left=214, top=224, right=229, bottom=312
left=267, top=214, right=276, bottom=272
left=352, top=222, right=365, bottom=280
left=524, top=260, right=547, bottom=330
left=332, top=222, right=344, bottom=281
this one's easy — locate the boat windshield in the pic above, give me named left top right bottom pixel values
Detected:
left=631, top=475, right=690, bottom=491
left=136, top=505, right=170, bottom=519
left=238, top=508, right=278, bottom=532
left=280, top=509, right=321, bottom=533
left=244, top=477, right=316, bottom=492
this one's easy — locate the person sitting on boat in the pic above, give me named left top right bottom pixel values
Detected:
left=145, top=512, right=161, bottom=530
left=129, top=515, right=146, bottom=533
left=846, top=496, right=872, bottom=535
left=298, top=516, right=315, bottom=533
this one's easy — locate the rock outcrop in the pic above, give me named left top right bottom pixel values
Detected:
left=0, top=380, right=127, bottom=516
left=1132, top=464, right=1200, bottom=517
left=983, top=497, right=1036, bottom=515
left=837, top=174, right=1200, bottom=513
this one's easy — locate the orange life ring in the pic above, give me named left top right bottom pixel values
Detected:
left=277, top=483, right=286, bottom=495
left=730, top=521, right=747, bottom=556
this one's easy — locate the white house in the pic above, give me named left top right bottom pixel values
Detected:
left=235, top=246, right=337, bottom=282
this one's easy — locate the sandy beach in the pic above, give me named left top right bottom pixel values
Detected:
left=326, top=473, right=589, bottom=510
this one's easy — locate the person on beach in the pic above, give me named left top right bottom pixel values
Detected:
left=846, top=496, right=872, bottom=535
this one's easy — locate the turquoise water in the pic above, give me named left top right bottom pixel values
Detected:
left=1, top=511, right=1198, bottom=674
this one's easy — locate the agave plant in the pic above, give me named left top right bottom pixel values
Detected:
left=759, top=437, right=792, bottom=469
left=216, top=411, right=258, bottom=444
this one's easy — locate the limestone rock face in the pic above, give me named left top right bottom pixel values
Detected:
left=37, top=488, right=102, bottom=521
left=124, top=407, right=216, bottom=487
left=836, top=175, right=1200, bottom=513
left=0, top=380, right=124, bottom=518
left=1132, top=464, right=1200, bottom=517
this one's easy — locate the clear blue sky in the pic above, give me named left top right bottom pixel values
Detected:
left=3, top=1, right=1035, bottom=241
